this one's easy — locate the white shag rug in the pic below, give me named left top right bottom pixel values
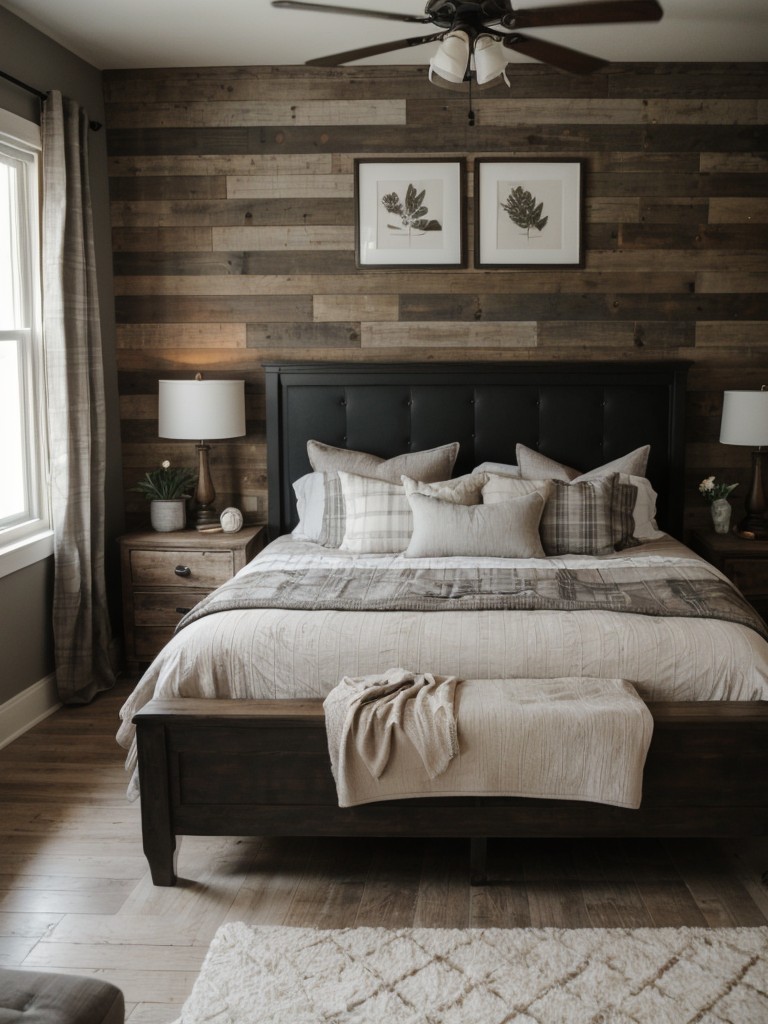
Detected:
left=177, top=921, right=768, bottom=1024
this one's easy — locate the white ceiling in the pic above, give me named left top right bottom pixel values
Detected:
left=3, top=0, right=768, bottom=70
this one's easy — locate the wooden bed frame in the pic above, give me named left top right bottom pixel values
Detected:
left=133, top=361, right=768, bottom=886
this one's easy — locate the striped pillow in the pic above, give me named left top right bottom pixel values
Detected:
left=338, top=472, right=413, bottom=554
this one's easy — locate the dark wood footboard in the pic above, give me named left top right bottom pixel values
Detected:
left=134, top=698, right=768, bottom=886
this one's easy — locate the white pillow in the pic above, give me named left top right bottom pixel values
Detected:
left=405, top=490, right=546, bottom=559
left=291, top=472, right=346, bottom=547
left=338, top=472, right=412, bottom=554
left=626, top=474, right=665, bottom=542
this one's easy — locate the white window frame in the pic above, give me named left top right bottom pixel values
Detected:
left=0, top=107, right=52, bottom=579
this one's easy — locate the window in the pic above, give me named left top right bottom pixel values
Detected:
left=0, top=108, right=50, bottom=576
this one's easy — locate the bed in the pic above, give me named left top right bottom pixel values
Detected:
left=120, top=361, right=768, bottom=886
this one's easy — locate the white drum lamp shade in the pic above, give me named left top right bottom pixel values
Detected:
left=158, top=379, right=245, bottom=442
left=719, top=389, right=768, bottom=447
left=158, top=378, right=246, bottom=529
left=719, top=387, right=768, bottom=539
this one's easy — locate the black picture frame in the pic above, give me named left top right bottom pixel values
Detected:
left=474, top=158, right=585, bottom=269
left=355, top=158, right=466, bottom=269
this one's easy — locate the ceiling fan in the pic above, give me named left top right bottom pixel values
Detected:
left=271, top=0, right=664, bottom=81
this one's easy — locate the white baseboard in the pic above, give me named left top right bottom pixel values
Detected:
left=0, top=673, right=60, bottom=750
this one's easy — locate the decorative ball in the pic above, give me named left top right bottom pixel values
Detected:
left=220, top=507, right=244, bottom=533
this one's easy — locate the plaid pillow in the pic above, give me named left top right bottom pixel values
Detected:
left=613, top=478, right=639, bottom=550
left=292, top=472, right=347, bottom=547
left=540, top=475, right=619, bottom=556
left=338, top=472, right=413, bottom=553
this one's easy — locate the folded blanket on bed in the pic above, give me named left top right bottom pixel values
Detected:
left=323, top=675, right=654, bottom=809
left=323, top=669, right=459, bottom=806
left=175, top=563, right=768, bottom=640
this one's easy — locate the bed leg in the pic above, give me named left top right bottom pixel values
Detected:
left=135, top=717, right=178, bottom=886
left=470, top=837, right=488, bottom=885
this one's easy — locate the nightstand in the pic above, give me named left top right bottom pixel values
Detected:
left=118, top=525, right=266, bottom=672
left=689, top=530, right=768, bottom=623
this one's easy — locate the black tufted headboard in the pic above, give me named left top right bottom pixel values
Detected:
left=264, top=361, right=689, bottom=540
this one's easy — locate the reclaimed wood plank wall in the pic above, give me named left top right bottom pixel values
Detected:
left=103, top=63, right=768, bottom=533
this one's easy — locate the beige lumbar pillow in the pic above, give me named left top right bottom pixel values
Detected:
left=308, top=440, right=459, bottom=484
left=405, top=490, right=546, bottom=559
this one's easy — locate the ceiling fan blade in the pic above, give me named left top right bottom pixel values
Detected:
left=503, top=32, right=607, bottom=73
left=271, top=1, right=431, bottom=24
left=508, top=1, right=663, bottom=30
left=306, top=33, right=444, bottom=67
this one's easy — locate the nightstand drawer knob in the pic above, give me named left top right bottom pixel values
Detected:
left=176, top=606, right=192, bottom=615
left=174, top=565, right=192, bottom=577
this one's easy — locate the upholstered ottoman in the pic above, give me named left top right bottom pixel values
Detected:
left=0, top=968, right=124, bottom=1024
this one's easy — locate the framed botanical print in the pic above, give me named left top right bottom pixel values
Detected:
left=474, top=159, right=584, bottom=268
left=355, top=159, right=466, bottom=268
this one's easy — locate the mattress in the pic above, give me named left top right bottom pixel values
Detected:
left=117, top=534, right=768, bottom=796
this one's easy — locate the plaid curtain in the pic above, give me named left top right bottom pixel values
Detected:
left=42, top=91, right=116, bottom=703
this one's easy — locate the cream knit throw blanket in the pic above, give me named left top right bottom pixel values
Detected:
left=324, top=673, right=654, bottom=809
left=324, top=669, right=459, bottom=806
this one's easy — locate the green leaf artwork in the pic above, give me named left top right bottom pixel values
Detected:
left=501, top=185, right=549, bottom=239
left=381, top=183, right=442, bottom=236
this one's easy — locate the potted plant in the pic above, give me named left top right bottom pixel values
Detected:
left=133, top=460, right=197, bottom=532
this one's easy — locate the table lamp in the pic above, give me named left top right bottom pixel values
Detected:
left=158, top=375, right=246, bottom=530
left=719, top=386, right=768, bottom=539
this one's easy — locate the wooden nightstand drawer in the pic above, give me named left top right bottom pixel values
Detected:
left=723, top=559, right=768, bottom=598
left=134, top=589, right=210, bottom=626
left=135, top=626, right=179, bottom=661
left=130, top=548, right=234, bottom=588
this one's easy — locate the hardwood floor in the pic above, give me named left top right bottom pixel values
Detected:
left=1, top=681, right=767, bottom=1022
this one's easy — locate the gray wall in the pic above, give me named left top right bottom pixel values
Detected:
left=0, top=4, right=123, bottom=705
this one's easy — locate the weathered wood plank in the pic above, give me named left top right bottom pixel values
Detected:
left=361, top=321, right=537, bottom=348
left=708, top=197, right=768, bottom=223
left=226, top=174, right=353, bottom=199
left=116, top=324, right=247, bottom=349
left=110, top=198, right=352, bottom=227
left=111, top=227, right=213, bottom=252
left=246, top=322, right=361, bottom=347
left=313, top=295, right=398, bottom=323
left=109, top=177, right=227, bottom=200
left=415, top=98, right=762, bottom=128
left=211, top=226, right=353, bottom=251
left=114, top=295, right=313, bottom=324
left=695, top=321, right=768, bottom=346
left=696, top=273, right=768, bottom=294
left=106, top=100, right=406, bottom=129
left=108, top=153, right=334, bottom=176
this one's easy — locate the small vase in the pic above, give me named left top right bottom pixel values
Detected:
left=150, top=499, right=186, bottom=532
left=710, top=498, right=732, bottom=535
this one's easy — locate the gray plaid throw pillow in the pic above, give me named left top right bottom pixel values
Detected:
left=540, top=475, right=619, bottom=556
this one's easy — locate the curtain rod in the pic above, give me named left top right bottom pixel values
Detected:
left=0, top=69, right=102, bottom=131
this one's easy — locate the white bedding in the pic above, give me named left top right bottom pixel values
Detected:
left=117, top=534, right=768, bottom=797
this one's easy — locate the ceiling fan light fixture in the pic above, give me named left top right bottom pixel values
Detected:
left=472, top=33, right=509, bottom=86
left=428, top=28, right=471, bottom=84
